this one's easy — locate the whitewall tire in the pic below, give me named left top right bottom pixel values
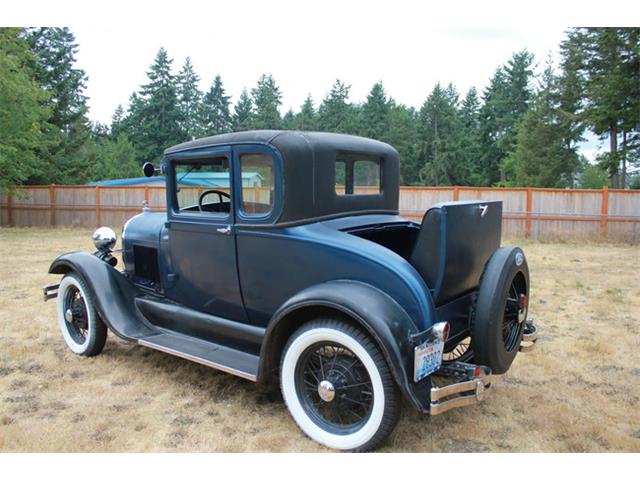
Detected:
left=57, top=273, right=107, bottom=356
left=280, top=319, right=399, bottom=451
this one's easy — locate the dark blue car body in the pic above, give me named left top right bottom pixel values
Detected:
left=47, top=131, right=535, bottom=427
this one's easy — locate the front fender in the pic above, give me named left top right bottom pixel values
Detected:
left=258, top=279, right=431, bottom=412
left=49, top=252, right=154, bottom=341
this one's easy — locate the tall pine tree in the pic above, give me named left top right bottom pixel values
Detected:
left=233, top=88, right=254, bottom=131
left=479, top=50, right=534, bottom=185
left=562, top=28, right=640, bottom=187
left=250, top=74, right=282, bottom=129
left=202, top=75, right=232, bottom=135
left=26, top=27, right=92, bottom=183
left=125, top=48, right=182, bottom=164
left=318, top=80, right=359, bottom=133
left=508, top=61, right=580, bottom=187
left=360, top=82, right=391, bottom=140
left=417, top=83, right=466, bottom=186
left=176, top=57, right=204, bottom=141
left=294, top=95, right=317, bottom=130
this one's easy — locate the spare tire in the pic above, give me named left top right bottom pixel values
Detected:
left=471, top=246, right=529, bottom=374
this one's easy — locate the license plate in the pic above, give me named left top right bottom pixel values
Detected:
left=414, top=338, right=444, bottom=382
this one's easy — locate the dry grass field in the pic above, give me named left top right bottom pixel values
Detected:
left=0, top=227, right=639, bottom=452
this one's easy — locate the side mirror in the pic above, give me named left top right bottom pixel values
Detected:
left=142, top=162, right=161, bottom=178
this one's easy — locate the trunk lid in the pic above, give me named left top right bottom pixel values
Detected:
left=409, top=200, right=502, bottom=306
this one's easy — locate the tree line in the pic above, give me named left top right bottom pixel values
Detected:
left=1, top=27, right=638, bottom=193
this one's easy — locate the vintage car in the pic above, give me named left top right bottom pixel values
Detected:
left=44, top=130, right=537, bottom=451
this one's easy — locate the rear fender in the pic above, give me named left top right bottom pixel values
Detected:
left=258, top=280, right=431, bottom=412
left=49, top=252, right=154, bottom=341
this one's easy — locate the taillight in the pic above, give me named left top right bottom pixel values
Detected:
left=520, top=293, right=527, bottom=311
left=432, top=322, right=450, bottom=341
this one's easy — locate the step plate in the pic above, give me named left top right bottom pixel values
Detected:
left=138, top=333, right=258, bottom=381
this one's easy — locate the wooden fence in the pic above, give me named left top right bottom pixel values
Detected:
left=1, top=185, right=639, bottom=243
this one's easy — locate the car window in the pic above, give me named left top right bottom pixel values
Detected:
left=240, top=153, right=274, bottom=216
left=335, top=154, right=381, bottom=195
left=174, top=157, right=231, bottom=216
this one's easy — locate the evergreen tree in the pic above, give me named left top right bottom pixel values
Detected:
left=110, top=104, right=125, bottom=139
left=318, top=79, right=359, bottom=133
left=202, top=75, right=232, bottom=135
left=250, top=74, right=282, bottom=129
left=233, top=88, right=254, bottom=131
left=361, top=82, right=391, bottom=140
left=479, top=50, right=534, bottom=185
left=91, top=134, right=140, bottom=180
left=280, top=109, right=296, bottom=130
left=459, top=87, right=483, bottom=185
left=176, top=57, right=203, bottom=140
left=386, top=103, right=419, bottom=185
left=416, top=83, right=466, bottom=186
left=563, top=28, right=640, bottom=188
left=294, top=95, right=317, bottom=130
left=0, top=28, right=50, bottom=192
left=508, top=62, right=580, bottom=187
left=26, top=27, right=92, bottom=184
left=126, top=48, right=182, bottom=164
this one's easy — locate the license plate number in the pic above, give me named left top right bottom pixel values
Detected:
left=414, top=338, right=444, bottom=382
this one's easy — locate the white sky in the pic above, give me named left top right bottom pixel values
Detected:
left=5, top=0, right=640, bottom=160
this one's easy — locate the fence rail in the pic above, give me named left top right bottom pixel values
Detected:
left=1, top=185, right=639, bottom=243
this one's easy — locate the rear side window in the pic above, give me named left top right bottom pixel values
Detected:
left=335, top=154, right=381, bottom=195
left=240, top=153, right=274, bottom=215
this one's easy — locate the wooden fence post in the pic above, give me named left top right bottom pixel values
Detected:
left=95, top=186, right=101, bottom=228
left=49, top=184, right=56, bottom=226
left=600, top=186, right=609, bottom=240
left=7, top=192, right=13, bottom=226
left=453, top=186, right=460, bottom=201
left=525, top=188, right=533, bottom=239
left=144, top=186, right=150, bottom=206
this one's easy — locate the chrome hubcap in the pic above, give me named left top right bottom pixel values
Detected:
left=65, top=308, right=74, bottom=323
left=318, top=380, right=336, bottom=402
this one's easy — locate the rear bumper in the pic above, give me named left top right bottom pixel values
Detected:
left=429, top=362, right=491, bottom=415
left=429, top=317, right=539, bottom=415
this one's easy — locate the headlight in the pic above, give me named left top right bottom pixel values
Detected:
left=93, top=227, right=117, bottom=252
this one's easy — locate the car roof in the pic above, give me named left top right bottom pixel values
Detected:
left=164, top=130, right=400, bottom=226
left=164, top=130, right=393, bottom=155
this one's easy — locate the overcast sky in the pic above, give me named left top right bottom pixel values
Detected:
left=6, top=0, right=640, bottom=160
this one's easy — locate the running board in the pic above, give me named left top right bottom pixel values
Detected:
left=138, top=333, right=259, bottom=381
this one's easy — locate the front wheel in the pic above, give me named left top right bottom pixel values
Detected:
left=280, top=319, right=400, bottom=452
left=56, top=273, right=107, bottom=356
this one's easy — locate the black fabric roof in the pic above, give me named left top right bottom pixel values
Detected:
left=164, top=130, right=400, bottom=225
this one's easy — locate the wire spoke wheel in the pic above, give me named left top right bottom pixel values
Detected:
left=63, top=285, right=89, bottom=344
left=502, top=282, right=526, bottom=352
left=295, top=343, right=374, bottom=434
left=442, top=336, right=473, bottom=363
left=56, top=273, right=107, bottom=357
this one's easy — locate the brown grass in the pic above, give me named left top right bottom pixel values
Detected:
left=0, top=228, right=639, bottom=452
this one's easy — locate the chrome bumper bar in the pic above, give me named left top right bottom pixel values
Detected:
left=519, top=318, right=538, bottom=353
left=43, top=283, right=59, bottom=302
left=429, top=363, right=492, bottom=415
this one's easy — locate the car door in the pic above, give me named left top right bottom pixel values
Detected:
left=164, top=147, right=247, bottom=322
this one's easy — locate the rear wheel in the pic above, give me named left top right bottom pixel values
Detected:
left=280, top=319, right=399, bottom=451
left=57, top=273, right=107, bottom=356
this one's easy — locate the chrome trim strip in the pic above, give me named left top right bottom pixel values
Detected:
left=138, top=338, right=257, bottom=382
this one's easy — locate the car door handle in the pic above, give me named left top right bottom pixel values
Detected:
left=216, top=226, right=232, bottom=235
